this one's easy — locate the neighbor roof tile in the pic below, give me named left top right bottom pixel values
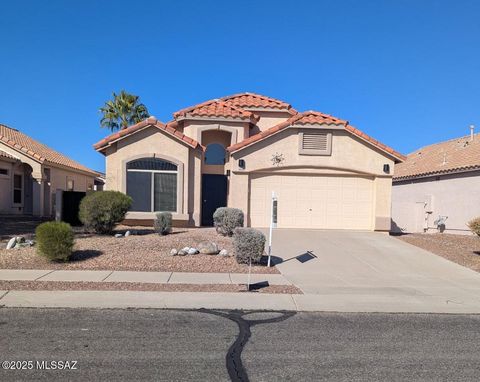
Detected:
left=394, top=134, right=480, bottom=180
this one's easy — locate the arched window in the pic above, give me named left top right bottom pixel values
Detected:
left=126, top=157, right=178, bottom=212
left=205, top=143, right=226, bottom=165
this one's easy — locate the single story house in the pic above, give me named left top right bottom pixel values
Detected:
left=94, top=93, right=405, bottom=230
left=0, top=123, right=100, bottom=217
left=392, top=130, right=480, bottom=234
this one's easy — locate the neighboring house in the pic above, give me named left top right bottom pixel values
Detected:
left=0, top=123, right=99, bottom=217
left=94, top=93, right=405, bottom=230
left=392, top=131, right=480, bottom=234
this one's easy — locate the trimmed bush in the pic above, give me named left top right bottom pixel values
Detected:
left=79, top=191, right=132, bottom=234
left=213, top=207, right=244, bottom=236
left=36, top=221, right=74, bottom=261
left=154, top=212, right=172, bottom=235
left=233, top=227, right=266, bottom=264
left=468, top=217, right=480, bottom=236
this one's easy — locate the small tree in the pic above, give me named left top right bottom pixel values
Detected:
left=154, top=212, right=172, bottom=235
left=79, top=191, right=132, bottom=234
left=468, top=217, right=480, bottom=236
left=99, top=90, right=149, bottom=131
left=233, top=228, right=266, bottom=264
left=36, top=221, right=74, bottom=261
left=213, top=207, right=244, bottom=236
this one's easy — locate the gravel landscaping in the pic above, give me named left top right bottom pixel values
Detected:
left=395, top=233, right=480, bottom=272
left=0, top=227, right=279, bottom=274
left=0, top=281, right=300, bottom=294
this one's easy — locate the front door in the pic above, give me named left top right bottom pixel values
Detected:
left=201, top=174, right=228, bottom=226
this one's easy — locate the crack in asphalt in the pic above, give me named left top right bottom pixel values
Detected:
left=199, top=309, right=296, bottom=382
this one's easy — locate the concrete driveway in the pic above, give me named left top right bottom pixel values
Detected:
left=264, top=229, right=480, bottom=311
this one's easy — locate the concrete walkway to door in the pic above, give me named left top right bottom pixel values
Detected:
left=263, top=229, right=480, bottom=312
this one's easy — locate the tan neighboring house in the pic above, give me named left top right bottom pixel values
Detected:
left=392, top=131, right=480, bottom=234
left=0, top=123, right=99, bottom=217
left=94, top=93, right=405, bottom=230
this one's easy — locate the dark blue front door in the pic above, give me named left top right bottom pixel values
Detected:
left=201, top=174, right=228, bottom=226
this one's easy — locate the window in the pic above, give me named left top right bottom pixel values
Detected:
left=13, top=174, right=22, bottom=204
left=67, top=179, right=74, bottom=191
left=0, top=168, right=8, bottom=176
left=299, top=131, right=332, bottom=156
left=205, top=143, right=226, bottom=165
left=126, top=157, right=178, bottom=212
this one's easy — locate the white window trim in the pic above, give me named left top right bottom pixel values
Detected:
left=127, top=168, right=179, bottom=213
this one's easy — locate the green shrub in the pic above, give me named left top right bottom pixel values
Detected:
left=213, top=207, right=244, bottom=236
left=233, top=227, right=266, bottom=264
left=154, top=212, right=172, bottom=235
left=36, top=221, right=74, bottom=261
left=79, top=191, right=132, bottom=234
left=468, top=217, right=480, bottom=236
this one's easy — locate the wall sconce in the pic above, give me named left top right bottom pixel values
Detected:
left=226, top=170, right=230, bottom=177
left=238, top=159, right=245, bottom=169
left=383, top=164, right=390, bottom=174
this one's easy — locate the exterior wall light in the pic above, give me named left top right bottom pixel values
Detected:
left=238, top=159, right=246, bottom=169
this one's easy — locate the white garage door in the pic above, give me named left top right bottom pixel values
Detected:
left=249, top=174, right=374, bottom=230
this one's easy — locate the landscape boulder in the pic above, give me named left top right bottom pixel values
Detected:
left=6, top=237, right=16, bottom=250
left=170, top=249, right=178, bottom=256
left=218, top=249, right=229, bottom=257
left=187, top=248, right=199, bottom=255
left=198, top=241, right=219, bottom=255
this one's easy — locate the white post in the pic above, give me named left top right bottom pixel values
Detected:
left=267, top=191, right=277, bottom=267
left=247, top=257, right=252, bottom=291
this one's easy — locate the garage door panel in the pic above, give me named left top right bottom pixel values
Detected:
left=250, top=174, right=374, bottom=230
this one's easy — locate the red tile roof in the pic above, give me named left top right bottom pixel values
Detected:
left=0, top=124, right=99, bottom=175
left=227, top=111, right=406, bottom=162
left=394, top=134, right=480, bottom=180
left=94, top=117, right=203, bottom=152
left=173, top=99, right=259, bottom=123
left=221, top=92, right=297, bottom=115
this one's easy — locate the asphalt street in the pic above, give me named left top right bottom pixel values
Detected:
left=1, top=308, right=479, bottom=381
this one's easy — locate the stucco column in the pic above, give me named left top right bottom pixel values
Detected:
left=228, top=172, right=250, bottom=226
left=373, top=176, right=393, bottom=231
left=31, top=172, right=45, bottom=217
left=192, top=152, right=202, bottom=226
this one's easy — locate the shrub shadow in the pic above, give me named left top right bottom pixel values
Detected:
left=69, top=250, right=103, bottom=262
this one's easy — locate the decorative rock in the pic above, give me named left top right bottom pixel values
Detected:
left=177, top=249, right=187, bottom=256
left=170, top=249, right=178, bottom=256
left=6, top=237, right=16, bottom=250
left=187, top=248, right=199, bottom=255
left=114, top=233, right=123, bottom=238
left=181, top=247, right=190, bottom=253
left=125, top=230, right=131, bottom=237
left=218, top=249, right=229, bottom=257
left=16, top=236, right=25, bottom=244
left=198, top=241, right=219, bottom=255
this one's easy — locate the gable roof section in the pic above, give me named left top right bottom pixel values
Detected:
left=173, top=99, right=259, bottom=123
left=93, top=117, right=203, bottom=152
left=0, top=149, right=19, bottom=161
left=227, top=111, right=406, bottom=162
left=0, top=123, right=99, bottom=175
left=394, top=134, right=480, bottom=180
left=221, top=92, right=297, bottom=115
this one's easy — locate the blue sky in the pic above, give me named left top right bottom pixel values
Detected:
left=1, top=0, right=479, bottom=172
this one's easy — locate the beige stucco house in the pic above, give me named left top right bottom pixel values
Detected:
left=94, top=93, right=405, bottom=230
left=0, top=123, right=99, bottom=217
left=392, top=131, right=480, bottom=234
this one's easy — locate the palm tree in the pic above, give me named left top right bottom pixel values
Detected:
left=99, top=90, right=150, bottom=131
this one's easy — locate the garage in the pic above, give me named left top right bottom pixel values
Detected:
left=249, top=173, right=374, bottom=230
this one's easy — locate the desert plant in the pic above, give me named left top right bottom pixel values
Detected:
left=154, top=212, right=172, bottom=235
left=468, top=217, right=480, bottom=236
left=233, top=227, right=266, bottom=264
left=99, top=90, right=149, bottom=131
left=79, top=191, right=132, bottom=234
left=36, top=221, right=74, bottom=261
left=213, top=207, right=244, bottom=236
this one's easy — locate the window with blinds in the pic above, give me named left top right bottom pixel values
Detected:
left=299, top=131, right=332, bottom=155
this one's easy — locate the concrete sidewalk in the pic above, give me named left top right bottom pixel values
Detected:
left=0, top=269, right=291, bottom=285
left=2, top=290, right=480, bottom=313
